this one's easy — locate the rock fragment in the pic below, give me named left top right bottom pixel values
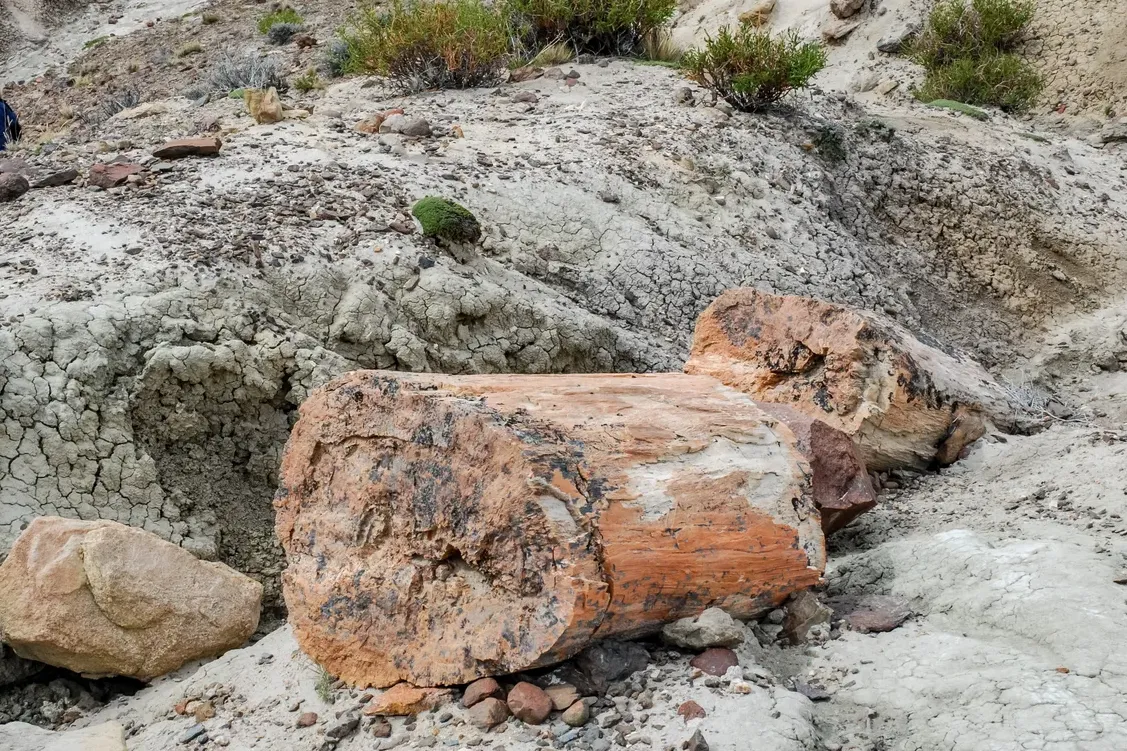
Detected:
left=0, top=171, right=29, bottom=201
left=661, top=608, right=745, bottom=650
left=689, top=648, right=739, bottom=676
left=462, top=677, right=503, bottom=708
left=152, top=137, right=222, bottom=159
left=363, top=683, right=452, bottom=716
left=468, top=696, right=510, bottom=729
left=506, top=682, right=552, bottom=725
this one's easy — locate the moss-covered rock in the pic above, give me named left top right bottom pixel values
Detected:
left=926, top=99, right=989, bottom=120
left=411, top=197, right=482, bottom=244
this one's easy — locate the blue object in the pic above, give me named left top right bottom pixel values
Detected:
left=0, top=99, right=21, bottom=151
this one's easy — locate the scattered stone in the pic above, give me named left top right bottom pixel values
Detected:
left=364, top=683, right=452, bottom=716
left=544, top=683, right=581, bottom=711
left=543, top=67, right=565, bottom=80
left=179, top=724, right=206, bottom=744
left=463, top=677, right=504, bottom=707
left=468, top=697, right=511, bottom=729
left=30, top=168, right=79, bottom=189
left=826, top=594, right=912, bottom=633
left=1097, top=123, right=1127, bottom=144
left=689, top=648, right=739, bottom=676
left=794, top=682, right=832, bottom=701
left=381, top=114, right=432, bottom=137
left=738, top=0, right=775, bottom=26
left=677, top=700, right=706, bottom=722
left=830, top=0, right=865, bottom=19
left=684, top=728, right=710, bottom=751
left=0, top=517, right=262, bottom=680
left=661, top=607, right=744, bottom=650
left=297, top=712, right=318, bottom=727
left=245, top=87, right=284, bottom=124
left=192, top=701, right=215, bottom=721
left=783, top=591, right=833, bottom=645
left=853, top=72, right=880, bottom=93
left=152, top=137, right=222, bottom=159
left=294, top=33, right=317, bottom=48
left=509, top=66, right=545, bottom=82
left=822, top=20, right=860, bottom=41
left=876, top=79, right=900, bottom=95
left=506, top=682, right=552, bottom=725
left=325, top=713, right=360, bottom=740
left=0, top=172, right=29, bottom=202
left=370, top=719, right=392, bottom=737
left=512, top=91, right=538, bottom=103
left=876, top=24, right=919, bottom=53
left=561, top=700, right=590, bottom=727
left=674, top=87, right=694, bottom=104
left=88, top=162, right=142, bottom=189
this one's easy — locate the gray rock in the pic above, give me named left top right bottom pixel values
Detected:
left=830, top=0, right=865, bottom=19
left=0, top=643, right=43, bottom=686
left=661, top=607, right=745, bottom=649
left=782, top=591, right=832, bottom=645
left=0, top=172, right=29, bottom=202
left=326, top=713, right=360, bottom=740
left=877, top=23, right=919, bottom=53
left=576, top=641, right=650, bottom=694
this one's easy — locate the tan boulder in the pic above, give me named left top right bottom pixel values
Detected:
left=739, top=0, right=776, bottom=26
left=0, top=517, right=262, bottom=680
left=686, top=288, right=1026, bottom=470
left=245, top=87, right=283, bottom=124
left=275, top=371, right=827, bottom=688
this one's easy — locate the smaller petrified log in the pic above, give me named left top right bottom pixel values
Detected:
left=276, top=372, right=829, bottom=688
left=686, top=288, right=1027, bottom=470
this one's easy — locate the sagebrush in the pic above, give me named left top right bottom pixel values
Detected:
left=681, top=27, right=826, bottom=111
left=342, top=0, right=511, bottom=91
left=908, top=0, right=1041, bottom=111
left=258, top=7, right=304, bottom=35
left=508, top=0, right=676, bottom=55
left=198, top=51, right=289, bottom=95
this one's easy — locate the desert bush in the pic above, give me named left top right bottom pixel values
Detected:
left=640, top=28, right=682, bottom=64
left=908, top=0, right=1041, bottom=111
left=322, top=38, right=351, bottom=77
left=342, top=0, right=511, bottom=91
left=526, top=41, right=574, bottom=67
left=200, top=51, right=289, bottom=94
left=176, top=41, right=203, bottom=58
left=507, top=0, right=676, bottom=55
left=681, top=27, right=826, bottom=111
left=83, top=86, right=140, bottom=124
left=412, top=197, right=482, bottom=243
left=267, top=22, right=303, bottom=45
left=257, top=7, right=304, bottom=35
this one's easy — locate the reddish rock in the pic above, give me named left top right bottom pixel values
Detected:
left=462, top=677, right=503, bottom=708
left=506, top=682, right=552, bottom=725
left=362, top=683, right=452, bottom=716
left=678, top=699, right=707, bottom=721
left=689, top=648, right=739, bottom=676
left=783, top=590, right=832, bottom=645
left=686, top=288, right=1026, bottom=470
left=544, top=683, right=580, bottom=711
left=467, top=696, right=510, bottom=729
left=296, top=711, right=318, bottom=727
left=88, top=162, right=142, bottom=189
left=758, top=404, right=876, bottom=534
left=275, top=372, right=826, bottom=688
left=0, top=172, right=29, bottom=202
left=151, top=137, right=222, bottom=159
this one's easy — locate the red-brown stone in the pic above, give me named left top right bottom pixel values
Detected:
left=689, top=648, right=739, bottom=676
left=151, top=137, right=222, bottom=159
left=506, top=682, right=552, bottom=725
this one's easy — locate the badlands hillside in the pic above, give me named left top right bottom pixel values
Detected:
left=0, top=0, right=1126, bottom=749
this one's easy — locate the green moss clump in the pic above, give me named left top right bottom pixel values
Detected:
left=411, top=197, right=482, bottom=244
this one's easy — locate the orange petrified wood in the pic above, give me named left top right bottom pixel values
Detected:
left=275, top=372, right=826, bottom=688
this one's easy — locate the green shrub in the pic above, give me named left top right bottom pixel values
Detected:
left=342, top=0, right=511, bottom=91
left=681, top=27, right=826, bottom=112
left=257, top=7, right=304, bottom=35
left=507, top=0, right=676, bottom=55
left=293, top=68, right=323, bottom=92
left=412, top=197, right=482, bottom=244
left=908, top=0, right=1041, bottom=111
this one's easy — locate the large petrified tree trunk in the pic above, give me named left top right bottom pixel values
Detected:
left=686, top=288, right=1028, bottom=471
left=275, top=372, right=827, bottom=688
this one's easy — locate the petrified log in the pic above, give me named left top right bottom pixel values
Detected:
left=685, top=288, right=1024, bottom=470
left=275, top=371, right=827, bottom=688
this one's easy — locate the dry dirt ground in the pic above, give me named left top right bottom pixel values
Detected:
left=1, top=0, right=1127, bottom=749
